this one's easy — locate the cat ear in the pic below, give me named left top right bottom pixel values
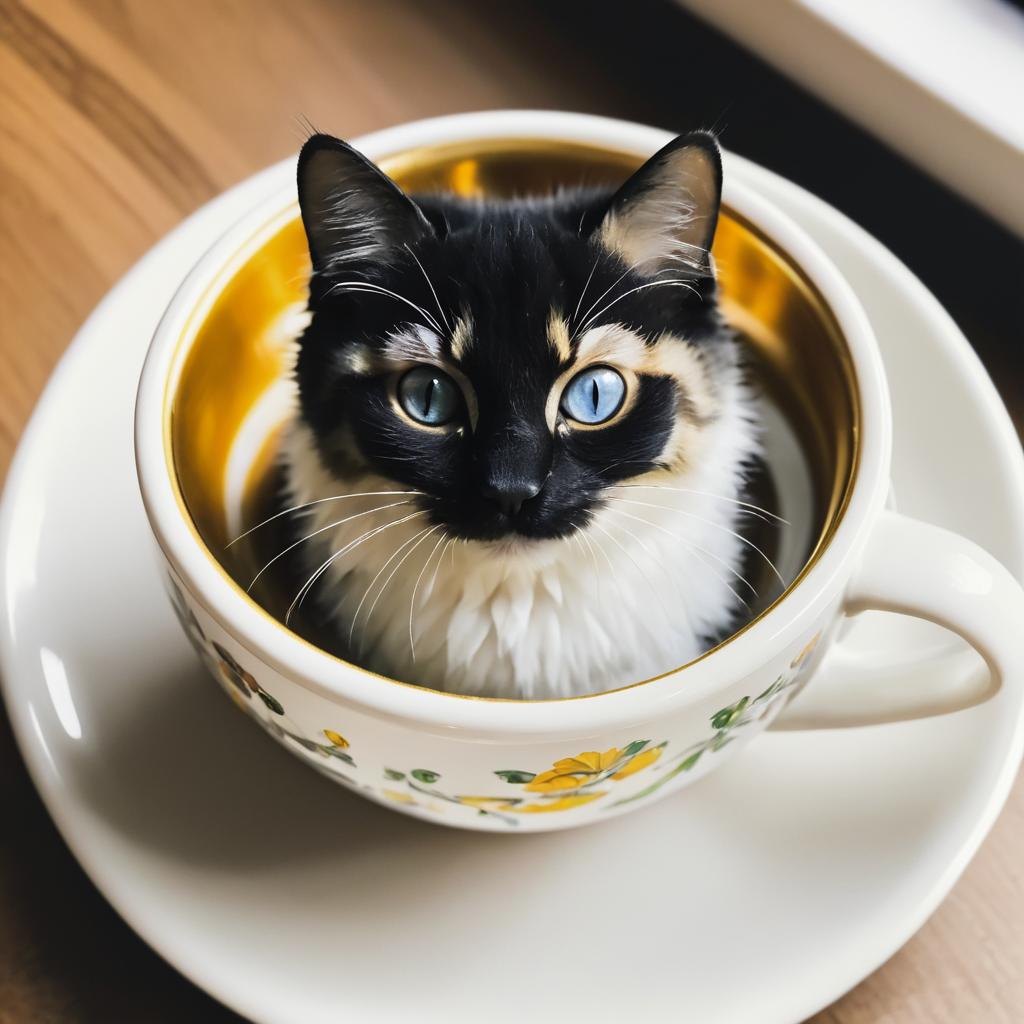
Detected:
left=297, top=133, right=434, bottom=278
left=596, top=131, right=722, bottom=277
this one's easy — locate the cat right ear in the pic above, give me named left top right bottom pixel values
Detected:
left=595, top=131, right=722, bottom=277
left=297, top=133, right=433, bottom=278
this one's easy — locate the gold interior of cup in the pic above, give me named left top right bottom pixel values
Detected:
left=166, top=138, right=859, bottom=694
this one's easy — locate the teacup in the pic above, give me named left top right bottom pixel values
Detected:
left=135, top=111, right=1024, bottom=831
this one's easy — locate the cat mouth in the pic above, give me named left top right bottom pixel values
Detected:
left=451, top=520, right=558, bottom=543
left=424, top=492, right=593, bottom=544
left=439, top=507, right=589, bottom=545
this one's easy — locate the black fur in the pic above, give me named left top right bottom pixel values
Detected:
left=294, top=132, right=727, bottom=542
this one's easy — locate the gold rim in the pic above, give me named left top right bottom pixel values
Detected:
left=162, top=136, right=861, bottom=703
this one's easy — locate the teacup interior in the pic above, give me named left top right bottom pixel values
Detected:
left=167, top=139, right=858, bottom=682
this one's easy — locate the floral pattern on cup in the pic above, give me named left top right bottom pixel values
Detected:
left=377, top=632, right=822, bottom=824
left=171, top=566, right=822, bottom=826
left=211, top=640, right=286, bottom=715
left=264, top=720, right=358, bottom=774
left=169, top=574, right=357, bottom=771
left=612, top=635, right=820, bottom=809
left=380, top=741, right=666, bottom=825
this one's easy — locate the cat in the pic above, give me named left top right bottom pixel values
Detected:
left=278, top=129, right=763, bottom=699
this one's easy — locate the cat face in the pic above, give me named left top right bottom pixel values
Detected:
left=294, top=132, right=726, bottom=544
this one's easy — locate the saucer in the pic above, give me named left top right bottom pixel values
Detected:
left=2, top=154, right=1022, bottom=1024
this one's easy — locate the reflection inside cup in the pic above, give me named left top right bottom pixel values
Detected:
left=167, top=139, right=857, bottom=690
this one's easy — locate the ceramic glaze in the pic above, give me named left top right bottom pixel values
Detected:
left=168, top=570, right=828, bottom=829
left=135, top=112, right=1024, bottom=832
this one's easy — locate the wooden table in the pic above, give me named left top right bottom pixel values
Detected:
left=1, top=2, right=1021, bottom=1020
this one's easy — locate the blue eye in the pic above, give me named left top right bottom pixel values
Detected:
left=398, top=366, right=461, bottom=425
left=561, top=366, right=626, bottom=424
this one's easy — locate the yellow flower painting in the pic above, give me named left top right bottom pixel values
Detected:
left=514, top=793, right=606, bottom=813
left=199, top=624, right=822, bottom=828
left=383, top=739, right=665, bottom=824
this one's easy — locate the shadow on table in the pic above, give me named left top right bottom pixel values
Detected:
left=65, top=656, right=522, bottom=871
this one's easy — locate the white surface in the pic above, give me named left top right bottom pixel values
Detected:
left=682, top=0, right=1024, bottom=235
left=2, top=153, right=1024, bottom=1023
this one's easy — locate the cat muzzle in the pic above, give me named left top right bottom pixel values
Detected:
left=479, top=477, right=544, bottom=517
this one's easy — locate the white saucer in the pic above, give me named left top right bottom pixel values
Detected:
left=2, top=155, right=1023, bottom=1024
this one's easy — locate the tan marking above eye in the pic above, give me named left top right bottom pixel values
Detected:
left=575, top=323, right=649, bottom=369
left=449, top=313, right=473, bottom=361
left=546, top=311, right=572, bottom=364
left=543, top=325, right=643, bottom=431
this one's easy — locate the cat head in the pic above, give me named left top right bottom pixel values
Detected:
left=294, top=131, right=727, bottom=544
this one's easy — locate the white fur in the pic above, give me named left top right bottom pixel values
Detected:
left=280, top=342, right=760, bottom=699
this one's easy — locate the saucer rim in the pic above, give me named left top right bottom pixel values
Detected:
left=2, top=150, right=1022, bottom=1024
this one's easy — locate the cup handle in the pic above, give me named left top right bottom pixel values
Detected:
left=773, top=509, right=1024, bottom=729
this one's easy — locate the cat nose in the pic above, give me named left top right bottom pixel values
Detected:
left=480, top=477, right=543, bottom=517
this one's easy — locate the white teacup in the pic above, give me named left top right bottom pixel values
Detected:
left=135, top=111, right=1024, bottom=831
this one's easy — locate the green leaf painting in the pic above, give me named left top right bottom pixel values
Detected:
left=621, top=740, right=650, bottom=758
left=711, top=696, right=749, bottom=731
left=494, top=770, right=536, bottom=784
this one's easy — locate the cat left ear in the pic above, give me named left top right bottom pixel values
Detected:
left=596, top=131, right=722, bottom=277
left=297, top=133, right=434, bottom=278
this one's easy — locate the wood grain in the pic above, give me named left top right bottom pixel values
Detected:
left=1, top=1, right=1021, bottom=1021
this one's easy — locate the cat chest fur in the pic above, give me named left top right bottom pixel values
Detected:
left=282, top=357, right=757, bottom=700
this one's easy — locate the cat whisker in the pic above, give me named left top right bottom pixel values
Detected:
left=569, top=529, right=587, bottom=561
left=353, top=524, right=442, bottom=657
left=572, top=250, right=705, bottom=339
left=403, top=243, right=451, bottom=333
left=285, top=508, right=429, bottom=626
left=663, top=238, right=708, bottom=256
left=606, top=495, right=786, bottom=591
left=594, top=458, right=658, bottom=478
left=324, top=280, right=444, bottom=336
left=424, top=534, right=456, bottom=612
left=408, top=529, right=449, bottom=662
left=287, top=510, right=426, bottom=624
left=608, top=483, right=789, bottom=525
left=291, top=113, right=319, bottom=143
left=582, top=526, right=624, bottom=614
left=226, top=489, right=427, bottom=547
left=573, top=263, right=634, bottom=339
left=657, top=247, right=709, bottom=273
left=602, top=503, right=753, bottom=612
left=599, top=510, right=740, bottom=627
left=570, top=254, right=602, bottom=330
left=372, top=453, right=421, bottom=463
left=605, top=503, right=759, bottom=597
left=598, top=510, right=682, bottom=592
left=246, top=499, right=414, bottom=592
left=344, top=523, right=436, bottom=648
left=588, top=521, right=677, bottom=636
left=578, top=279, right=701, bottom=335
left=574, top=525, right=607, bottom=617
